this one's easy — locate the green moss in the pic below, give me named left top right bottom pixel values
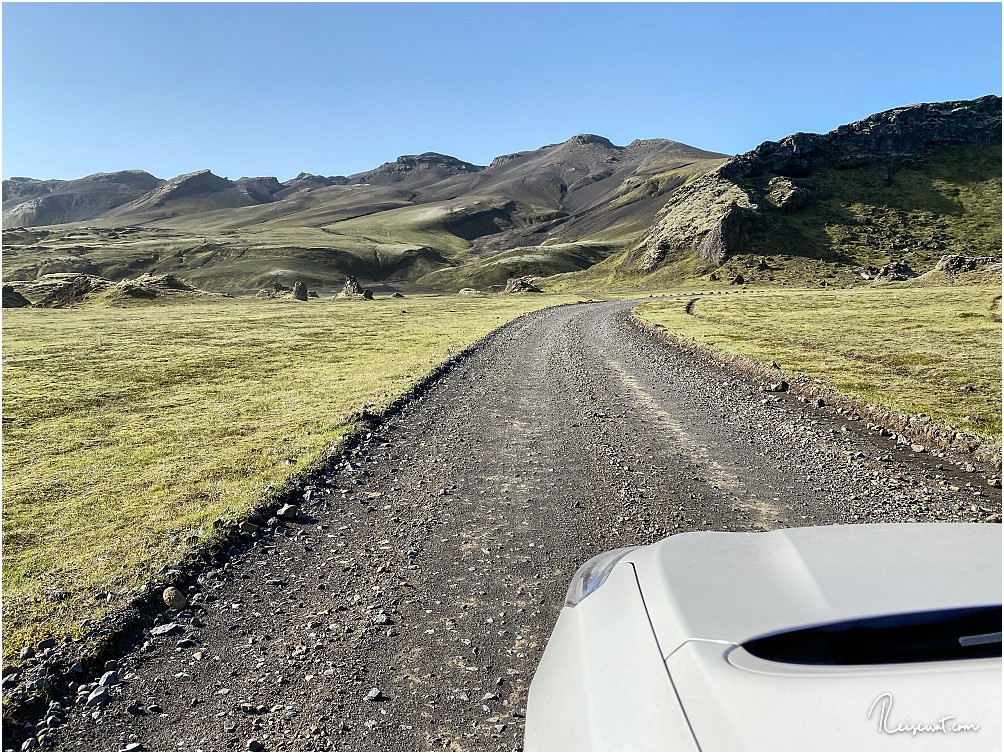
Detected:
left=0, top=293, right=580, bottom=660
left=636, top=286, right=1002, bottom=443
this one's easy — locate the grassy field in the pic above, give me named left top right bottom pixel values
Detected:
left=635, top=286, right=1003, bottom=442
left=0, top=293, right=580, bottom=661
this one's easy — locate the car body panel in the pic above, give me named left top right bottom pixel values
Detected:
left=524, top=563, right=698, bottom=751
left=627, top=523, right=1001, bottom=655
left=526, top=523, right=1002, bottom=751
left=667, top=640, right=1001, bottom=750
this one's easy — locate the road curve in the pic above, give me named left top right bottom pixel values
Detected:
left=51, top=300, right=1000, bottom=752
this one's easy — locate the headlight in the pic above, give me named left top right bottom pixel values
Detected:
left=564, top=546, right=638, bottom=607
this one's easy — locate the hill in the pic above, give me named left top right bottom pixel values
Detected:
left=2, top=171, right=164, bottom=227
left=1, top=136, right=727, bottom=292
left=564, top=95, right=1001, bottom=289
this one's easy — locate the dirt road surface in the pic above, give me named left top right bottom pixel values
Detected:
left=46, top=300, right=1000, bottom=752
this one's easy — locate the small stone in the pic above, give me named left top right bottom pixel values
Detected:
left=147, top=704, right=163, bottom=714
left=494, top=723, right=506, bottom=733
left=104, top=660, right=117, bottom=671
left=366, top=688, right=382, bottom=701
left=126, top=703, right=144, bottom=715
left=69, top=662, right=84, bottom=674
left=277, top=504, right=299, bottom=521
left=910, top=444, right=926, bottom=453
left=20, top=738, right=37, bottom=752
left=19, top=647, right=34, bottom=661
left=44, top=716, right=61, bottom=728
left=99, top=670, right=118, bottom=687
left=987, top=478, right=1001, bottom=489
left=240, top=522, right=259, bottom=533
left=247, top=739, right=263, bottom=752
left=162, top=587, right=187, bottom=610
left=149, top=622, right=182, bottom=637
left=36, top=639, right=56, bottom=650
left=482, top=692, right=497, bottom=702
left=371, top=614, right=391, bottom=625
left=86, top=687, right=108, bottom=707
left=120, top=744, right=143, bottom=753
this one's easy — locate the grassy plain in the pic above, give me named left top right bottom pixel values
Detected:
left=635, top=286, right=1003, bottom=442
left=1, top=293, right=579, bottom=660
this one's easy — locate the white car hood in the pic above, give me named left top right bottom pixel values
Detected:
left=626, top=523, right=1002, bottom=751
left=627, top=523, right=1001, bottom=652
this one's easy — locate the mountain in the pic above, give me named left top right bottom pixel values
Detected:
left=585, top=95, right=1001, bottom=288
left=1, top=171, right=164, bottom=227
left=1, top=135, right=726, bottom=292
left=4, top=97, right=998, bottom=295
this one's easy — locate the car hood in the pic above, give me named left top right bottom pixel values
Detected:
left=626, top=523, right=1002, bottom=750
left=626, top=523, right=1001, bottom=653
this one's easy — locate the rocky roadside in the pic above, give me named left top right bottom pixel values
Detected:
left=5, top=300, right=999, bottom=753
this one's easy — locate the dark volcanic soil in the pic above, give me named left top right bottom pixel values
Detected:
left=44, top=301, right=1000, bottom=752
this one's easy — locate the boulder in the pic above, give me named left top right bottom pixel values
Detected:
left=874, top=260, right=915, bottom=281
left=765, top=176, right=813, bottom=212
left=291, top=281, right=308, bottom=301
left=504, top=277, right=542, bottom=293
left=2, top=284, right=31, bottom=308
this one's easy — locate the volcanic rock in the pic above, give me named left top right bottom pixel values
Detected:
left=2, top=284, right=31, bottom=308
left=504, top=277, right=542, bottom=293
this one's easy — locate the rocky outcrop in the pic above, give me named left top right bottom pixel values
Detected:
left=291, top=281, right=308, bottom=301
left=721, top=95, right=1002, bottom=181
left=933, top=254, right=1000, bottom=274
left=504, top=276, right=542, bottom=293
left=335, top=276, right=374, bottom=300
left=640, top=95, right=1002, bottom=272
left=8, top=272, right=215, bottom=307
left=341, top=276, right=363, bottom=296
left=641, top=173, right=753, bottom=270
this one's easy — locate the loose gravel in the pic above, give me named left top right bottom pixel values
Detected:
left=36, top=300, right=1000, bottom=752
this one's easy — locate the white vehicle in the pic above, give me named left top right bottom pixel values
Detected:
left=525, top=523, right=1001, bottom=751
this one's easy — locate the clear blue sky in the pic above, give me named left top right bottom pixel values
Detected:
left=3, top=2, right=1001, bottom=181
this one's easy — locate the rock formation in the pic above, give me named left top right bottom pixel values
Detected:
left=640, top=95, right=1002, bottom=272
left=504, top=277, right=542, bottom=293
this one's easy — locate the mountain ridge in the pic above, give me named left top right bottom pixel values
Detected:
left=3, top=98, right=999, bottom=295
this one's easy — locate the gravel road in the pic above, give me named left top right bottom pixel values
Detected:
left=46, top=300, right=1000, bottom=752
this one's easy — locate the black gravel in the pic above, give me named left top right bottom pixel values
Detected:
left=42, top=301, right=1000, bottom=752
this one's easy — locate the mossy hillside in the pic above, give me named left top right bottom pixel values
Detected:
left=738, top=144, right=1002, bottom=268
left=415, top=243, right=615, bottom=290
